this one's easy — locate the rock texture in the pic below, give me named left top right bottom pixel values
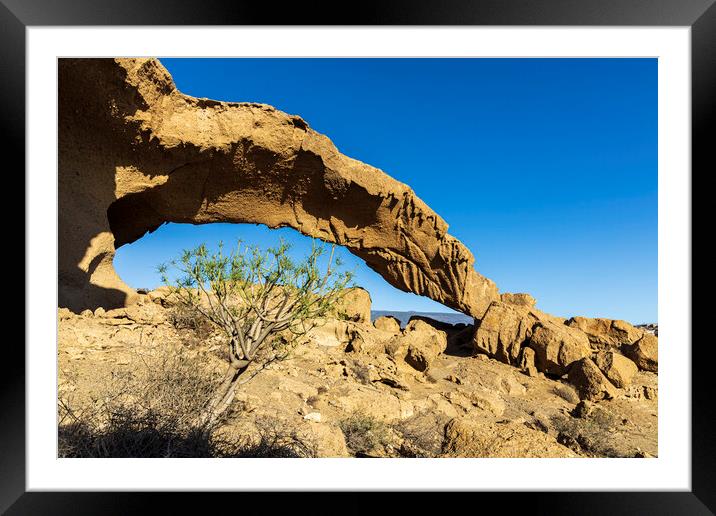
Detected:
left=567, top=358, right=618, bottom=401
left=58, top=301, right=659, bottom=458
left=441, top=417, right=576, bottom=458
left=593, top=351, right=638, bottom=388
left=385, top=319, right=448, bottom=372
left=58, top=58, right=499, bottom=316
left=566, top=316, right=644, bottom=351
left=330, top=287, right=372, bottom=323
left=500, top=292, right=536, bottom=308
left=473, top=301, right=539, bottom=365
left=373, top=316, right=401, bottom=333
left=472, top=300, right=590, bottom=377
left=623, top=334, right=658, bottom=372
left=528, top=322, right=592, bottom=377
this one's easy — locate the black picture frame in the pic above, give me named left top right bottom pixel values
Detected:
left=4, top=0, right=711, bottom=513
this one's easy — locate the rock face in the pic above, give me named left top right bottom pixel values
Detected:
left=441, top=418, right=576, bottom=458
left=331, top=287, right=371, bottom=323
left=528, top=322, right=592, bottom=377
left=500, top=292, right=536, bottom=308
left=373, top=316, right=401, bottom=333
left=566, top=316, right=644, bottom=351
left=473, top=301, right=591, bottom=377
left=567, top=358, right=618, bottom=401
left=623, top=334, right=658, bottom=372
left=58, top=58, right=499, bottom=317
left=473, top=301, right=539, bottom=365
left=593, top=351, right=638, bottom=388
left=386, top=319, right=448, bottom=372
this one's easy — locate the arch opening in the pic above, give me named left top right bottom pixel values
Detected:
left=112, top=221, right=468, bottom=320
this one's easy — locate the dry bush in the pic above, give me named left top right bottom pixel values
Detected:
left=167, top=304, right=214, bottom=342
left=392, top=413, right=448, bottom=457
left=339, top=412, right=394, bottom=456
left=552, top=382, right=580, bottom=404
left=57, top=343, right=315, bottom=458
left=229, top=416, right=318, bottom=458
left=550, top=408, right=627, bottom=458
left=348, top=360, right=373, bottom=385
left=58, top=343, right=222, bottom=457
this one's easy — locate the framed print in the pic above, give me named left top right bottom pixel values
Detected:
left=5, top=0, right=713, bottom=513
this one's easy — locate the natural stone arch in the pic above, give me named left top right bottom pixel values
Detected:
left=59, top=58, right=499, bottom=318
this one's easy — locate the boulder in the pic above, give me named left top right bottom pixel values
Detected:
left=442, top=418, right=576, bottom=458
left=398, top=319, right=448, bottom=372
left=331, top=287, right=371, bottom=323
left=528, top=322, right=592, bottom=376
left=349, top=331, right=393, bottom=355
left=304, top=320, right=354, bottom=348
left=593, top=351, right=638, bottom=388
left=147, top=286, right=177, bottom=306
left=414, top=394, right=459, bottom=419
left=622, top=334, right=658, bottom=372
left=500, top=292, right=536, bottom=308
left=373, top=315, right=401, bottom=333
left=473, top=301, right=538, bottom=365
left=567, top=358, right=618, bottom=401
left=566, top=316, right=644, bottom=351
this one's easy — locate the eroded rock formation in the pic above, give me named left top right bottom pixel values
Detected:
left=59, top=58, right=499, bottom=316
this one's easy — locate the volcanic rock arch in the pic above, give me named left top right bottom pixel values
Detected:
left=59, top=58, right=499, bottom=317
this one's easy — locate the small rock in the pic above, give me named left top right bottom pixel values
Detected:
left=528, top=411, right=556, bottom=436
left=80, top=309, right=93, bottom=317
left=643, top=386, right=658, bottom=400
left=303, top=412, right=322, bottom=422
left=94, top=307, right=106, bottom=317
left=445, top=374, right=463, bottom=385
left=501, top=375, right=527, bottom=396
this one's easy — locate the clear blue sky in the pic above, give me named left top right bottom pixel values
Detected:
left=114, top=58, right=657, bottom=323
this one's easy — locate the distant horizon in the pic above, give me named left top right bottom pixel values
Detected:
left=115, top=58, right=657, bottom=323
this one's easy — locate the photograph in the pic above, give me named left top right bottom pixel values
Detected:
left=57, top=56, right=658, bottom=459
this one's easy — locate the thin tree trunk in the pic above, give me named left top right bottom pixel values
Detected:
left=198, top=360, right=248, bottom=428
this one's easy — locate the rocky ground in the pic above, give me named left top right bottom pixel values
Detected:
left=58, top=289, right=657, bottom=458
